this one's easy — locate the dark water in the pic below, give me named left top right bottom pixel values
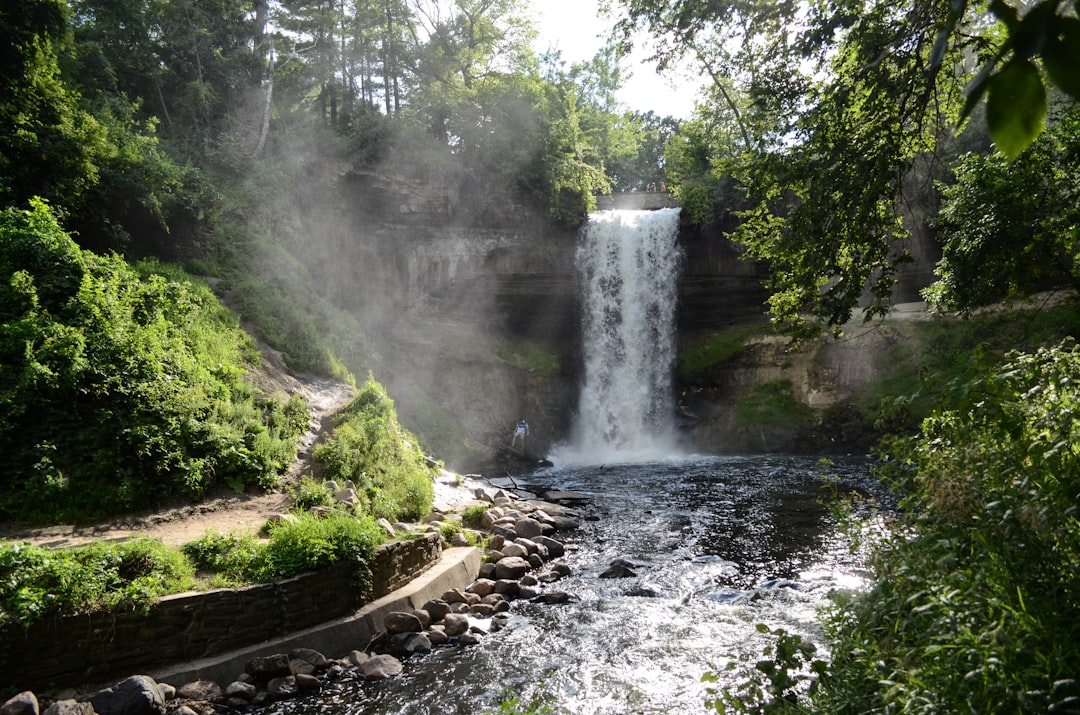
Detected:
left=259, top=455, right=878, bottom=715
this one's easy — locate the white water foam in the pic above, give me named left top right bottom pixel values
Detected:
left=554, top=207, right=684, bottom=466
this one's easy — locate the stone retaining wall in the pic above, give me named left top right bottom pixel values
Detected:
left=0, top=533, right=442, bottom=693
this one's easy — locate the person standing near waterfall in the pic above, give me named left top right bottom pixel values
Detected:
left=511, top=418, right=529, bottom=449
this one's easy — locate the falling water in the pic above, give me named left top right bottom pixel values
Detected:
left=560, top=207, right=684, bottom=464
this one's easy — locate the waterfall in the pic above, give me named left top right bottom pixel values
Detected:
left=560, top=207, right=684, bottom=464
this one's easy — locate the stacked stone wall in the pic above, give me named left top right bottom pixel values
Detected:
left=0, top=533, right=442, bottom=692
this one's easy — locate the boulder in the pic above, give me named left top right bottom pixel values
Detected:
left=469, top=603, right=497, bottom=617
left=411, top=608, right=432, bottom=629
left=294, top=674, right=322, bottom=692
left=1, top=692, right=39, bottom=715
left=534, top=591, right=573, bottom=604
left=487, top=534, right=506, bottom=551
left=426, top=626, right=449, bottom=646
left=450, top=532, right=472, bottom=547
left=441, top=588, right=470, bottom=605
left=389, top=632, right=432, bottom=658
left=600, top=562, right=637, bottom=579
left=86, top=675, right=165, bottom=715
left=247, top=653, right=292, bottom=679
left=384, top=611, right=424, bottom=634
left=224, top=681, right=257, bottom=700
left=349, top=650, right=370, bottom=667
left=422, top=598, right=451, bottom=622
left=478, top=562, right=497, bottom=580
left=494, top=556, right=531, bottom=580
left=42, top=703, right=93, bottom=715
left=527, top=554, right=544, bottom=569
left=466, top=578, right=496, bottom=597
left=266, top=676, right=297, bottom=697
left=494, top=579, right=521, bottom=599
left=499, top=542, right=529, bottom=559
left=514, top=518, right=544, bottom=540
left=490, top=524, right=517, bottom=540
left=533, top=536, right=566, bottom=558
left=360, top=656, right=403, bottom=682
left=458, top=632, right=482, bottom=646
left=376, top=518, right=397, bottom=537
left=442, top=613, right=469, bottom=637
left=175, top=681, right=222, bottom=701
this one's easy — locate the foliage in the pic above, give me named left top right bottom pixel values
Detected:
left=677, top=325, right=764, bottom=376
left=313, top=376, right=435, bottom=522
left=736, top=381, right=813, bottom=430
left=251, top=511, right=385, bottom=586
left=0, top=538, right=196, bottom=629
left=181, top=529, right=262, bottom=585
left=926, top=103, right=1080, bottom=312
left=703, top=624, right=827, bottom=714
left=461, top=504, right=488, bottom=529
left=290, top=476, right=336, bottom=511
left=0, top=202, right=308, bottom=521
left=810, top=343, right=1080, bottom=713
left=498, top=343, right=560, bottom=376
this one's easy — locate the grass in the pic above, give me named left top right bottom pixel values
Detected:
left=678, top=325, right=768, bottom=376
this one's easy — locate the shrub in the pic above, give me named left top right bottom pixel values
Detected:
left=811, top=342, right=1080, bottom=713
left=462, top=504, right=488, bottom=529
left=290, top=476, right=335, bottom=511
left=0, top=538, right=196, bottom=629
left=0, top=202, right=310, bottom=521
left=313, top=376, right=435, bottom=522
left=251, top=511, right=385, bottom=589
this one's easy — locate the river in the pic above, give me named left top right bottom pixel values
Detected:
left=258, top=454, right=879, bottom=715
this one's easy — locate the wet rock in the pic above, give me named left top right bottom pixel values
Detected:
left=422, top=598, right=451, bottom=622
left=533, top=591, right=573, bottom=604
left=550, top=563, right=572, bottom=577
left=494, top=579, right=521, bottom=599
left=458, top=632, right=482, bottom=646
left=384, top=611, right=424, bottom=634
left=537, top=570, right=564, bottom=583
left=294, top=674, right=322, bottom=692
left=450, top=602, right=471, bottom=614
left=520, top=574, right=539, bottom=587
left=170, top=708, right=198, bottom=715
left=390, top=632, right=432, bottom=658
left=527, top=554, right=544, bottom=569
left=499, top=542, right=528, bottom=559
left=494, top=556, right=531, bottom=580
left=600, top=561, right=638, bottom=579
left=87, top=675, right=165, bottom=715
left=626, top=583, right=664, bottom=598
left=349, top=651, right=369, bottom=668
left=441, top=588, right=470, bottom=604
left=533, top=536, right=566, bottom=558
left=1, top=692, right=39, bottom=715
left=469, top=603, right=497, bottom=617
left=442, top=613, right=469, bottom=637
left=266, top=676, right=297, bottom=698
left=514, top=518, right=544, bottom=540
left=175, top=681, right=221, bottom=701
left=518, top=585, right=540, bottom=599
left=225, top=681, right=257, bottom=700
left=466, top=578, right=496, bottom=597
left=42, top=702, right=93, bottom=715
left=426, top=626, right=449, bottom=645
left=490, top=613, right=510, bottom=632
left=247, top=654, right=292, bottom=679
left=548, top=515, right=580, bottom=531
left=412, top=608, right=432, bottom=629
left=360, top=655, right=403, bottom=680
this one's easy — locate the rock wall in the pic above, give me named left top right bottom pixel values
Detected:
left=0, top=534, right=443, bottom=693
left=290, top=169, right=936, bottom=464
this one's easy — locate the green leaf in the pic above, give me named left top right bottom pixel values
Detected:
left=1042, top=18, right=1080, bottom=101
left=986, top=59, right=1047, bottom=159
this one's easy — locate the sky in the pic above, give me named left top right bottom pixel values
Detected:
left=527, top=0, right=705, bottom=119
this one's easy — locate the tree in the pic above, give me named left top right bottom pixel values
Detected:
left=926, top=102, right=1080, bottom=312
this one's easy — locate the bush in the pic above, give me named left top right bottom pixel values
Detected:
left=313, top=375, right=435, bottom=522
left=811, top=342, right=1080, bottom=713
left=0, top=202, right=310, bottom=521
left=0, top=539, right=196, bottom=629
left=251, top=511, right=385, bottom=589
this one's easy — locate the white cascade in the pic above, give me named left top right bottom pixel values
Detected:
left=560, top=207, right=684, bottom=464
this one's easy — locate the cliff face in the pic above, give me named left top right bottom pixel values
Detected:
left=294, top=173, right=928, bottom=469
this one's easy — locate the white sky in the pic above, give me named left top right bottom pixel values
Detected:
left=527, top=0, right=704, bottom=119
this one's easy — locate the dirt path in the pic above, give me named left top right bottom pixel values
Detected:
left=1, top=371, right=356, bottom=550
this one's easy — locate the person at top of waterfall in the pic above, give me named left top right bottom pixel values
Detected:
left=511, top=418, right=529, bottom=449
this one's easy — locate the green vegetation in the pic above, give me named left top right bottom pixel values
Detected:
left=498, top=343, right=561, bottom=376
left=0, top=538, right=196, bottom=629
left=677, top=326, right=764, bottom=376
left=809, top=343, right=1080, bottom=714
left=0, top=510, right=387, bottom=630
left=736, top=381, right=813, bottom=430
left=462, top=504, right=489, bottom=529
left=313, top=376, right=435, bottom=522
left=0, top=201, right=310, bottom=521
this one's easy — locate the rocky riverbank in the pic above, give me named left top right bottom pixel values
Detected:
left=0, top=478, right=587, bottom=715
